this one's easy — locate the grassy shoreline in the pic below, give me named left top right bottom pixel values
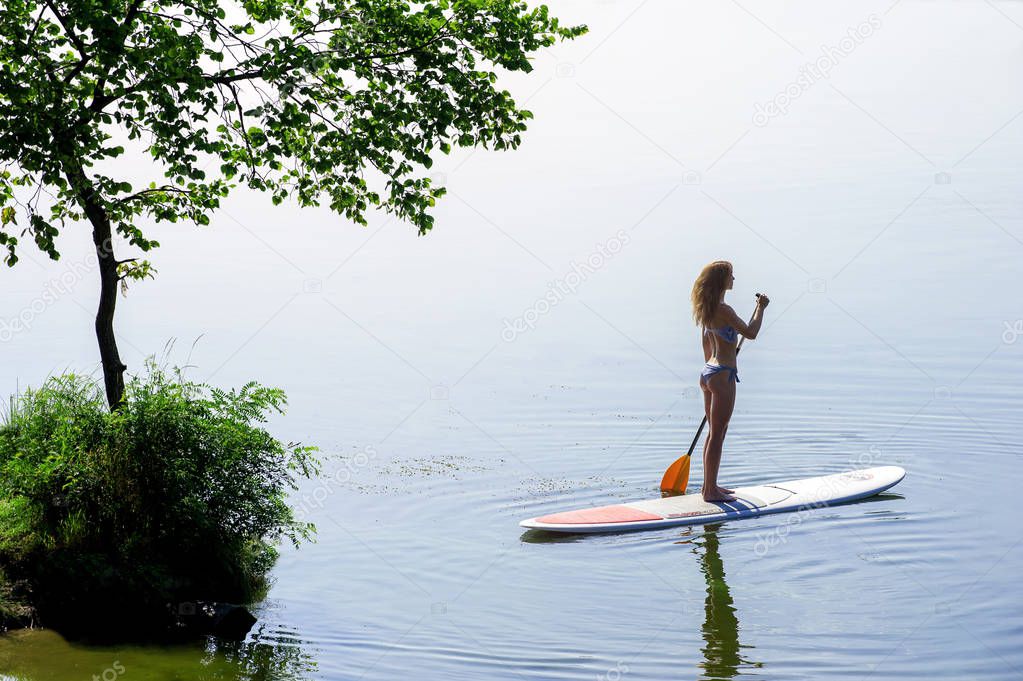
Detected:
left=0, top=363, right=317, bottom=639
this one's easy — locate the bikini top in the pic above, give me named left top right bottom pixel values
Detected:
left=704, top=325, right=738, bottom=344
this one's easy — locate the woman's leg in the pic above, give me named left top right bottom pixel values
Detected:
left=715, top=381, right=737, bottom=494
left=701, top=377, right=712, bottom=422
left=702, top=373, right=736, bottom=502
left=699, top=379, right=733, bottom=493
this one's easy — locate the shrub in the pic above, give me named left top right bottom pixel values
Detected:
left=0, top=362, right=318, bottom=636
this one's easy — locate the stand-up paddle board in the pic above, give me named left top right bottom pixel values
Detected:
left=520, top=466, right=905, bottom=534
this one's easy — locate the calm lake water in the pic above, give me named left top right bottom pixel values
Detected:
left=2, top=1, right=1022, bottom=679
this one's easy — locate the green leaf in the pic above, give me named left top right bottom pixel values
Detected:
left=0, top=0, right=584, bottom=287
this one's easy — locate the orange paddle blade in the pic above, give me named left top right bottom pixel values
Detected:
left=659, top=453, right=692, bottom=495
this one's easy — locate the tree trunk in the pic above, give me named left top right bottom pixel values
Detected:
left=92, top=222, right=126, bottom=410
left=64, top=162, right=126, bottom=410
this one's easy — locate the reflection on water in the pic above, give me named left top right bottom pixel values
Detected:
left=692, top=524, right=762, bottom=680
left=0, top=624, right=317, bottom=681
left=524, top=520, right=763, bottom=680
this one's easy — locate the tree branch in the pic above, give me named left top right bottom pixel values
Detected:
left=26, top=8, right=47, bottom=45
left=85, top=0, right=144, bottom=107
left=227, top=83, right=257, bottom=180
left=208, top=68, right=267, bottom=85
left=43, top=0, right=87, bottom=55
left=114, top=185, right=195, bottom=204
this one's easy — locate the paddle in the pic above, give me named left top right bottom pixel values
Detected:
left=660, top=298, right=761, bottom=496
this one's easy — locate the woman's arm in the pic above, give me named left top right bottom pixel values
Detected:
left=702, top=327, right=712, bottom=362
left=721, top=295, right=769, bottom=339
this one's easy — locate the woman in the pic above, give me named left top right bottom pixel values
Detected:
left=691, top=261, right=769, bottom=502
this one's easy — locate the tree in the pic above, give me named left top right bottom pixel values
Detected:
left=0, top=0, right=585, bottom=409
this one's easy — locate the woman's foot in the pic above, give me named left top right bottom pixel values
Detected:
left=717, top=485, right=734, bottom=494
left=701, top=488, right=736, bottom=503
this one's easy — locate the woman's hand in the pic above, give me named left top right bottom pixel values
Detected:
left=755, top=293, right=770, bottom=309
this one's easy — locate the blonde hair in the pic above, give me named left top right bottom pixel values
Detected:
left=691, top=260, right=732, bottom=328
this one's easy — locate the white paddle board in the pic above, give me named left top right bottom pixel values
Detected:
left=520, top=466, right=905, bottom=534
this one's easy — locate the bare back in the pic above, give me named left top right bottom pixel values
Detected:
left=703, top=303, right=755, bottom=366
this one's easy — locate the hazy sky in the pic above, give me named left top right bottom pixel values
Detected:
left=3, top=0, right=1021, bottom=440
